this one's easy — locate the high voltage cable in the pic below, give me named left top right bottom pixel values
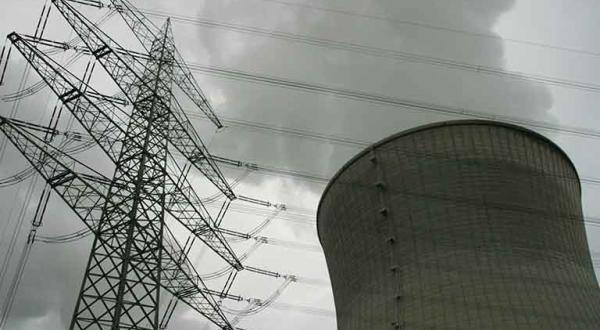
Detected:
left=233, top=194, right=600, bottom=231
left=26, top=129, right=587, bottom=223
left=0, top=51, right=32, bottom=164
left=37, top=229, right=93, bottom=243
left=185, top=63, right=600, bottom=140
left=217, top=190, right=600, bottom=231
left=254, top=300, right=334, bottom=317
left=245, top=0, right=600, bottom=60
left=194, top=113, right=600, bottom=188
left=36, top=219, right=321, bottom=250
left=36, top=227, right=328, bottom=288
left=222, top=278, right=294, bottom=317
left=0, top=176, right=40, bottom=329
left=216, top=150, right=600, bottom=192
left=246, top=152, right=600, bottom=190
left=217, top=277, right=334, bottom=325
left=138, top=8, right=600, bottom=94
left=209, top=203, right=317, bottom=227
left=201, top=170, right=251, bottom=204
left=0, top=240, right=34, bottom=329
left=0, top=4, right=52, bottom=315
left=207, top=112, right=370, bottom=148
left=228, top=209, right=282, bottom=239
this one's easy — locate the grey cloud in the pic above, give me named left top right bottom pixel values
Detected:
left=1, top=0, right=588, bottom=329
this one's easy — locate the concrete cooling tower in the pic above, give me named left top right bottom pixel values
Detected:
left=317, top=120, right=600, bottom=329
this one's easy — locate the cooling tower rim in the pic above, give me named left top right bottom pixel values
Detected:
left=316, top=119, right=580, bottom=243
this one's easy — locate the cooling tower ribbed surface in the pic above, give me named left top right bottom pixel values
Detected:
left=317, top=120, right=600, bottom=329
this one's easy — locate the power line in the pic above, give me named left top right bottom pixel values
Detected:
left=0, top=176, right=40, bottom=329
left=186, top=63, right=600, bottom=141
left=208, top=113, right=371, bottom=148
left=197, top=114, right=600, bottom=188
left=138, top=8, right=600, bottom=94
left=256, top=300, right=334, bottom=317
left=206, top=180, right=600, bottom=231
left=211, top=202, right=317, bottom=226
left=206, top=168, right=600, bottom=230
left=245, top=0, right=600, bottom=60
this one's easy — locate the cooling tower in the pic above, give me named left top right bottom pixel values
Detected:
left=317, top=120, right=600, bottom=329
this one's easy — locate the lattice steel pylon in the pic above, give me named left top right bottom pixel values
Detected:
left=0, top=0, right=245, bottom=328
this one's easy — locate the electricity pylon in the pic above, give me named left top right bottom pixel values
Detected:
left=0, top=0, right=244, bottom=328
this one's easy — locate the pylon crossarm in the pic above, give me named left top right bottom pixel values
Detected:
left=164, top=153, right=242, bottom=269
left=161, top=225, right=234, bottom=330
left=108, top=0, right=222, bottom=128
left=165, top=100, right=234, bottom=198
left=52, top=0, right=235, bottom=198
left=7, top=32, right=128, bottom=160
left=108, top=0, right=159, bottom=50
left=29, top=33, right=152, bottom=64
left=0, top=117, right=117, bottom=231
left=170, top=49, right=221, bottom=127
left=52, top=0, right=149, bottom=95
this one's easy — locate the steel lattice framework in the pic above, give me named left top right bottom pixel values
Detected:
left=0, top=0, right=249, bottom=328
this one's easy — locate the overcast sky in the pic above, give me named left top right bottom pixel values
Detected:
left=1, top=0, right=600, bottom=329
